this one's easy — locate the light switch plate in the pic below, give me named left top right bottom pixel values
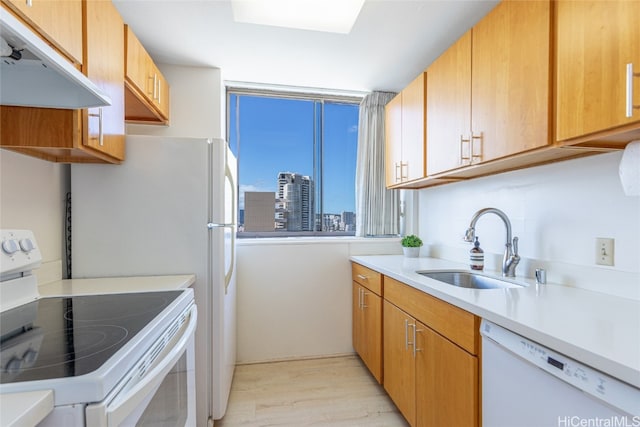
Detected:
left=595, top=238, right=614, bottom=266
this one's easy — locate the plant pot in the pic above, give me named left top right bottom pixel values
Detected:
left=402, top=247, right=420, bottom=258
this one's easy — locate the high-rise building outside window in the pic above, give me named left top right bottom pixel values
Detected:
left=227, top=88, right=360, bottom=237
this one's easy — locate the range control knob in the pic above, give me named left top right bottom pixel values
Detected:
left=5, top=356, right=24, bottom=374
left=22, top=349, right=38, bottom=365
left=2, top=239, right=19, bottom=255
left=19, top=238, right=35, bottom=253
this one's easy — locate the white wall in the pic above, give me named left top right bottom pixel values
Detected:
left=236, top=238, right=401, bottom=364
left=0, top=150, right=68, bottom=283
left=126, top=64, right=224, bottom=139
left=418, top=151, right=640, bottom=300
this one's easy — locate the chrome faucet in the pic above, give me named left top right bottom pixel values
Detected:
left=464, top=208, right=520, bottom=277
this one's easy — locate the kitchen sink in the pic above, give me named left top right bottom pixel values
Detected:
left=417, top=270, right=526, bottom=290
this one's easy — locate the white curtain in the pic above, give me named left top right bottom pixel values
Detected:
left=355, top=92, right=400, bottom=237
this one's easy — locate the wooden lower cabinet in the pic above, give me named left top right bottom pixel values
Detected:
left=383, top=277, right=479, bottom=427
left=351, top=263, right=383, bottom=383
left=383, top=300, right=417, bottom=426
left=416, top=325, right=478, bottom=427
left=352, top=282, right=382, bottom=383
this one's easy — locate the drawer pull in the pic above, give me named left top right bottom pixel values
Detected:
left=356, top=274, right=368, bottom=281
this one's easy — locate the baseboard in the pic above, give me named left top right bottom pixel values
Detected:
left=235, top=352, right=357, bottom=366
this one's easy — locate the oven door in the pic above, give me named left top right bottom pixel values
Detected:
left=86, top=305, right=197, bottom=427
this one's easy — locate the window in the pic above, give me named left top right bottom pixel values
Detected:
left=227, top=88, right=360, bottom=237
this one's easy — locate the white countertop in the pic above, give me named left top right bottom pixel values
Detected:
left=1, top=274, right=195, bottom=426
left=38, top=274, right=195, bottom=296
left=0, top=390, right=53, bottom=427
left=350, top=255, right=640, bottom=389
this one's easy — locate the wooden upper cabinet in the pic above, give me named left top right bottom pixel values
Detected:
left=556, top=0, right=640, bottom=146
left=471, top=0, right=552, bottom=162
left=125, top=25, right=170, bottom=124
left=426, top=31, right=472, bottom=176
left=2, top=0, right=82, bottom=64
left=385, top=73, right=426, bottom=188
left=424, top=0, right=553, bottom=179
left=0, top=0, right=125, bottom=163
left=83, top=0, right=125, bottom=161
left=402, top=73, right=426, bottom=182
left=385, top=93, right=403, bottom=186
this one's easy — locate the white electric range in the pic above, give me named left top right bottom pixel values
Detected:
left=0, top=230, right=197, bottom=426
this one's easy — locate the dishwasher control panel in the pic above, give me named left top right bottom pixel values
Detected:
left=481, top=320, right=640, bottom=416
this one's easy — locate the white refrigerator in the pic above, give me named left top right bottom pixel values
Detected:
left=71, top=136, right=237, bottom=426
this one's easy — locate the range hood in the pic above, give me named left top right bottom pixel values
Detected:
left=0, top=7, right=111, bottom=109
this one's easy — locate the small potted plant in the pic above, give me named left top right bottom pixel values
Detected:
left=401, top=234, right=423, bottom=258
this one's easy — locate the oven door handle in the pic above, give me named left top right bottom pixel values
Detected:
left=86, top=305, right=198, bottom=427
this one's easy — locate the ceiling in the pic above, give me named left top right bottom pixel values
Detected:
left=113, top=0, right=499, bottom=94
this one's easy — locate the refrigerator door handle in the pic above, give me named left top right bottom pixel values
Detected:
left=207, top=223, right=234, bottom=228
left=222, top=154, right=237, bottom=294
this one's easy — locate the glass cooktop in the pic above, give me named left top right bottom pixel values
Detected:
left=0, top=291, right=182, bottom=384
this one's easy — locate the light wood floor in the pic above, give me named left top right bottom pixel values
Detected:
left=216, top=355, right=409, bottom=426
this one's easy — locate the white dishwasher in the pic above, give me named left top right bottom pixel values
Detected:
left=481, top=320, right=640, bottom=427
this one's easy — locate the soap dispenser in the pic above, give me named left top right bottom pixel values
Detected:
left=470, top=236, right=484, bottom=271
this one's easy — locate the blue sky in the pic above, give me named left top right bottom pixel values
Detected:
left=228, top=94, right=358, bottom=215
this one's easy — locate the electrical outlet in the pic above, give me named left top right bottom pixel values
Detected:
left=595, top=238, right=614, bottom=266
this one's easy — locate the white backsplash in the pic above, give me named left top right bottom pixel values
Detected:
left=418, top=151, right=640, bottom=300
left=0, top=150, right=68, bottom=281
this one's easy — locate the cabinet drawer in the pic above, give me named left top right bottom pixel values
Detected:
left=351, top=263, right=382, bottom=296
left=384, top=276, right=479, bottom=355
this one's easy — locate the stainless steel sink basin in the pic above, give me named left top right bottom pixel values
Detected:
left=417, top=270, right=526, bottom=290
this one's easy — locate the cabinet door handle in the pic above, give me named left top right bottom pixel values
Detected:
left=626, top=63, right=640, bottom=118
left=157, top=78, right=161, bottom=104
left=357, top=287, right=362, bottom=309
left=460, top=135, right=471, bottom=165
left=26, top=0, right=32, bottom=7
left=395, top=162, right=401, bottom=182
left=88, top=108, right=104, bottom=146
left=471, top=132, right=483, bottom=163
left=400, top=162, right=408, bottom=181
left=405, top=319, right=415, bottom=351
left=404, top=319, right=409, bottom=350
left=413, top=327, right=422, bottom=358
left=147, top=75, right=154, bottom=97
left=361, top=291, right=368, bottom=309
left=153, top=74, right=158, bottom=100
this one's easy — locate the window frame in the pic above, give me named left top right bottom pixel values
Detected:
left=226, top=86, right=362, bottom=238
